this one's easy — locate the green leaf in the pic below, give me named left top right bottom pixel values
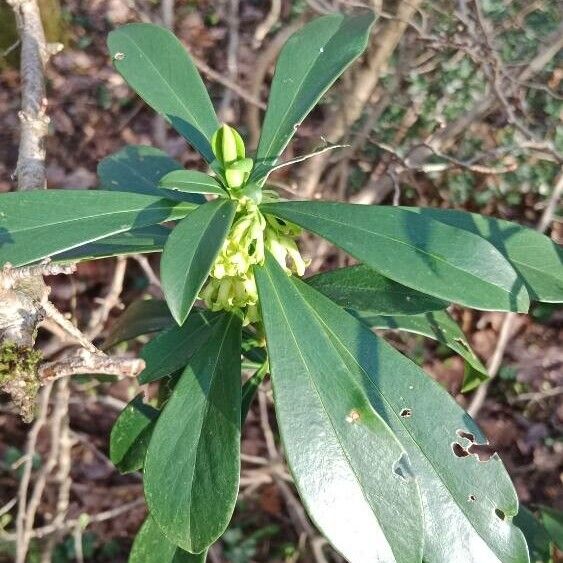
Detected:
left=250, top=13, right=375, bottom=185
left=255, top=255, right=424, bottom=562
left=53, top=225, right=170, bottom=263
left=130, top=516, right=207, bottom=563
left=110, top=394, right=158, bottom=473
left=292, top=278, right=529, bottom=562
left=108, top=24, right=219, bottom=164
left=355, top=310, right=488, bottom=392
left=540, top=506, right=563, bottom=550
left=161, top=198, right=236, bottom=325
left=104, top=299, right=174, bottom=349
left=307, top=264, right=449, bottom=315
left=98, top=145, right=204, bottom=204
left=139, top=310, right=222, bottom=384
left=405, top=207, right=563, bottom=303
left=262, top=201, right=530, bottom=313
left=513, top=506, right=552, bottom=563
left=241, top=363, right=268, bottom=423
left=144, top=313, right=242, bottom=553
left=0, top=190, right=194, bottom=267
left=159, top=170, right=228, bottom=198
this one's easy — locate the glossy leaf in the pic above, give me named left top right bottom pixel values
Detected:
left=513, top=506, right=552, bottom=563
left=255, top=255, right=424, bottom=562
left=130, top=516, right=207, bottom=563
left=355, top=310, right=488, bottom=392
left=159, top=170, right=228, bottom=199
left=108, top=24, right=219, bottom=164
left=98, top=145, right=204, bottom=204
left=262, top=201, right=530, bottom=312
left=144, top=313, right=242, bottom=553
left=161, top=198, right=236, bottom=325
left=405, top=207, right=563, bottom=303
left=53, top=225, right=170, bottom=263
left=307, top=264, right=449, bottom=315
left=250, top=13, right=375, bottom=184
left=110, top=394, right=158, bottom=473
left=0, top=190, right=194, bottom=267
left=139, top=310, right=222, bottom=384
left=104, top=299, right=174, bottom=349
left=293, top=279, right=529, bottom=562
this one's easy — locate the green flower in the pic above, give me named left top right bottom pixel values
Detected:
left=200, top=199, right=308, bottom=324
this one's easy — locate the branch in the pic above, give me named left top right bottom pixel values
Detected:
left=39, top=350, right=144, bottom=382
left=6, top=0, right=49, bottom=191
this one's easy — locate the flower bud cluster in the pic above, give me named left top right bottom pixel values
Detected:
left=200, top=198, right=307, bottom=324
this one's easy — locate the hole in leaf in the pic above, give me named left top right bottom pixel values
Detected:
left=495, top=509, right=505, bottom=520
left=453, top=429, right=497, bottom=462
left=452, top=443, right=470, bottom=457
left=457, top=429, right=475, bottom=442
left=400, top=408, right=412, bottom=418
left=467, top=443, right=496, bottom=462
left=469, top=494, right=476, bottom=502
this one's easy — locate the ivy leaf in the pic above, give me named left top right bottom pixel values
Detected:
left=130, top=516, right=207, bottom=562
left=159, top=170, right=228, bottom=199
left=255, top=254, right=424, bottom=562
left=307, top=264, right=449, bottom=315
left=53, top=225, right=171, bottom=264
left=108, top=24, right=219, bottom=164
left=104, top=299, right=174, bottom=349
left=110, top=394, right=158, bottom=473
left=161, top=199, right=236, bottom=325
left=144, top=313, right=242, bottom=554
left=139, top=310, right=223, bottom=384
left=250, top=13, right=375, bottom=185
left=293, top=279, right=529, bottom=562
left=405, top=207, right=563, bottom=303
left=262, top=201, right=530, bottom=313
left=98, top=145, right=204, bottom=204
left=0, top=190, right=194, bottom=267
left=355, top=310, right=488, bottom=392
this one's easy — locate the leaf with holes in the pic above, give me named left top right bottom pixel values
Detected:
left=144, top=313, right=242, bottom=553
left=161, top=198, right=237, bottom=325
left=262, top=201, right=530, bottom=313
left=292, top=278, right=529, bottom=563
left=108, top=24, right=220, bottom=165
left=307, top=264, right=449, bottom=315
left=0, top=190, right=194, bottom=267
left=250, top=13, right=375, bottom=185
left=255, top=254, right=424, bottom=562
